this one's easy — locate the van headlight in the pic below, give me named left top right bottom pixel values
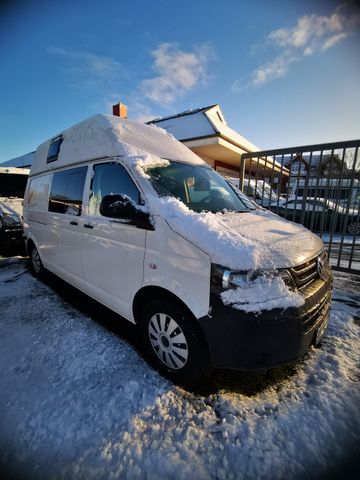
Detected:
left=211, top=264, right=295, bottom=290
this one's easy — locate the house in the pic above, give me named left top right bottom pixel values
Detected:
left=146, top=104, right=283, bottom=179
left=277, top=151, right=360, bottom=203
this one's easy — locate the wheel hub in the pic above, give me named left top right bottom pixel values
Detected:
left=160, top=334, right=170, bottom=349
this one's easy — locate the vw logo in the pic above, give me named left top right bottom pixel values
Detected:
left=317, top=256, right=327, bottom=281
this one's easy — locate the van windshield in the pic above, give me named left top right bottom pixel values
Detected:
left=146, top=161, right=256, bottom=213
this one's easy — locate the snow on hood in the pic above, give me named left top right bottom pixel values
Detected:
left=146, top=196, right=323, bottom=271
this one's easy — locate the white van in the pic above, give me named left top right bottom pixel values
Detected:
left=23, top=114, right=333, bottom=386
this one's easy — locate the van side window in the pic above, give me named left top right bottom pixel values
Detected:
left=47, top=137, right=63, bottom=163
left=48, top=166, right=87, bottom=216
left=89, top=163, right=140, bottom=216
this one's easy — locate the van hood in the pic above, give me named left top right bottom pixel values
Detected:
left=153, top=197, right=323, bottom=271
left=213, top=210, right=324, bottom=269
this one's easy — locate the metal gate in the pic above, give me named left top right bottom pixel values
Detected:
left=239, top=140, right=360, bottom=274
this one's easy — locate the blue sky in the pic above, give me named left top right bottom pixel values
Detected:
left=1, top=0, right=359, bottom=162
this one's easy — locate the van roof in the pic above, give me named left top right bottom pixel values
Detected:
left=30, top=114, right=206, bottom=176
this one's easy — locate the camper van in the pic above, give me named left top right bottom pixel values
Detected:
left=23, top=115, right=333, bottom=386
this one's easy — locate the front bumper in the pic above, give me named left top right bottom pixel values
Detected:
left=198, top=274, right=332, bottom=370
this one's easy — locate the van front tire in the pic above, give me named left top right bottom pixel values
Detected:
left=29, top=243, right=45, bottom=278
left=140, top=300, right=210, bottom=388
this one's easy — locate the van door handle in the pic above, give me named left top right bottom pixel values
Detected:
left=83, top=223, right=94, bottom=229
left=69, top=220, right=78, bottom=226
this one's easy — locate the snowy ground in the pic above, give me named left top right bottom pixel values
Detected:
left=0, top=256, right=359, bottom=480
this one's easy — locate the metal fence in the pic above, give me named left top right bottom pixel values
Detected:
left=239, top=140, right=360, bottom=274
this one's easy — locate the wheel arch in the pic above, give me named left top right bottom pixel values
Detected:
left=26, top=237, right=39, bottom=256
left=132, top=286, right=210, bottom=354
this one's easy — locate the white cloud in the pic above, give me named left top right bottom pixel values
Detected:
left=251, top=55, right=297, bottom=87
left=140, top=43, right=214, bottom=106
left=234, top=2, right=359, bottom=90
left=322, top=32, right=348, bottom=50
left=268, top=11, right=346, bottom=50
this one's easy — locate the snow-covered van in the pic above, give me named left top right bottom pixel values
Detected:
left=23, top=114, right=333, bottom=386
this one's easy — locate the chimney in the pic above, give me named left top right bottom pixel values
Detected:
left=112, top=102, right=128, bottom=118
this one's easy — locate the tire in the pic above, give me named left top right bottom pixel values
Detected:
left=28, top=242, right=45, bottom=278
left=140, top=300, right=210, bottom=388
left=347, top=222, right=360, bottom=236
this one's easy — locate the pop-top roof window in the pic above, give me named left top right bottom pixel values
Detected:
left=47, top=136, right=63, bottom=163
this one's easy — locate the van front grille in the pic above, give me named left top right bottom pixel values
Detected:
left=302, top=291, right=332, bottom=333
left=290, top=251, right=328, bottom=291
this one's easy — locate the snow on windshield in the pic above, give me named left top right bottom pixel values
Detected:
left=142, top=159, right=255, bottom=213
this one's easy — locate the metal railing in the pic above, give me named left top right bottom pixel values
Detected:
left=240, top=140, right=360, bottom=274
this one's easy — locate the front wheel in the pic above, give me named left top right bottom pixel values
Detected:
left=140, top=300, right=210, bottom=388
left=29, top=243, right=45, bottom=278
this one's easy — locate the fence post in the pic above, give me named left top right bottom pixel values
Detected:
left=239, top=154, right=246, bottom=192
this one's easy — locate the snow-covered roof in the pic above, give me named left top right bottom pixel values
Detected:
left=276, top=153, right=326, bottom=168
left=30, top=114, right=206, bottom=177
left=0, top=151, right=34, bottom=168
left=148, top=104, right=259, bottom=153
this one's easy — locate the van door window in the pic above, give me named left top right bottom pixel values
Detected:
left=89, top=163, right=140, bottom=216
left=48, top=166, right=87, bottom=215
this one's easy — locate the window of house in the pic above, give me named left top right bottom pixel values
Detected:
left=47, top=136, right=63, bottom=163
left=48, top=166, right=87, bottom=215
left=290, top=162, right=307, bottom=174
left=88, top=162, right=140, bottom=216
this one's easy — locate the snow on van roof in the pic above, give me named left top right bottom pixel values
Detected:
left=30, top=114, right=206, bottom=176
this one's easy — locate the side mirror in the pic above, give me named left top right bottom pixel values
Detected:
left=100, top=194, right=135, bottom=218
left=99, top=194, right=154, bottom=230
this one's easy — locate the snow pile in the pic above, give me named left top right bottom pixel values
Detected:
left=0, top=260, right=359, bottom=479
left=221, top=275, right=304, bottom=313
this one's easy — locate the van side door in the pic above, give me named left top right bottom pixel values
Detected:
left=81, top=161, right=146, bottom=321
left=46, top=166, right=88, bottom=288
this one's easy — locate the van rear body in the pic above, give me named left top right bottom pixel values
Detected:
left=23, top=114, right=332, bottom=385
